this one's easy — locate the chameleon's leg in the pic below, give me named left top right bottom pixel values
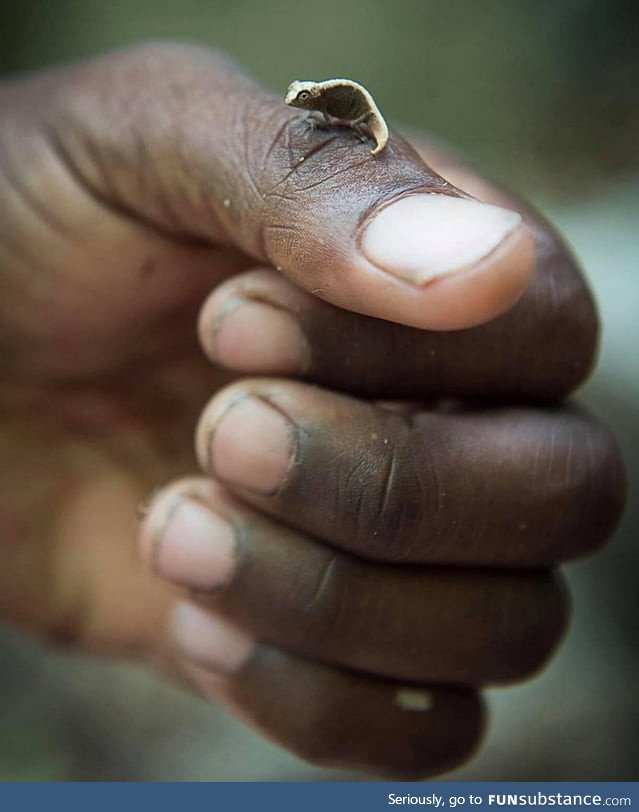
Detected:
left=300, top=111, right=328, bottom=133
left=317, top=100, right=334, bottom=127
left=351, top=115, right=374, bottom=144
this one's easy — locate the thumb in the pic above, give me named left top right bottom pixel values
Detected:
left=45, top=43, right=533, bottom=330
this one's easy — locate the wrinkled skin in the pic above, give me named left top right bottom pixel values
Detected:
left=0, top=44, right=625, bottom=778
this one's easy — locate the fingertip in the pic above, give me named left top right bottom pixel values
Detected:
left=409, top=220, right=536, bottom=330
left=350, top=196, right=536, bottom=330
left=171, top=602, right=254, bottom=675
left=138, top=478, right=229, bottom=569
left=276, top=192, right=536, bottom=332
left=215, top=300, right=309, bottom=373
left=197, top=272, right=311, bottom=374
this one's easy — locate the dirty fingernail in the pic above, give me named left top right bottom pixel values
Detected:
left=212, top=300, right=310, bottom=374
left=171, top=602, right=253, bottom=675
left=362, top=194, right=523, bottom=286
left=147, top=498, right=236, bottom=592
left=204, top=397, right=297, bottom=495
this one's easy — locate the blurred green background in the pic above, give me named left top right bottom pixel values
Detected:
left=0, top=0, right=637, bottom=781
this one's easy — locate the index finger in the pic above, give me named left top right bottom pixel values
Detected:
left=42, top=43, right=534, bottom=330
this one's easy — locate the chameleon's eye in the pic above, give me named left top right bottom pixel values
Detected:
left=297, top=91, right=310, bottom=101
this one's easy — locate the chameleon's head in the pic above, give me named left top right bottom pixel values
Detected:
left=285, top=80, right=321, bottom=110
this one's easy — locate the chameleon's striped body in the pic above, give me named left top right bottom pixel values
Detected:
left=285, top=79, right=389, bottom=155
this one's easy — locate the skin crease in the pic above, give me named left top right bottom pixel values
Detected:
left=0, top=44, right=626, bottom=778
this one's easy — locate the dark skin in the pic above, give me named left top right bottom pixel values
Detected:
left=0, top=43, right=625, bottom=778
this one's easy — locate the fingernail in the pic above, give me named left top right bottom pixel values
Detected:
left=206, top=397, right=297, bottom=495
left=150, top=498, right=236, bottom=592
left=362, top=194, right=523, bottom=286
left=213, top=299, right=310, bottom=374
left=171, top=602, right=253, bottom=675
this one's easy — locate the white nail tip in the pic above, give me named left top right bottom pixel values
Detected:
left=362, top=195, right=522, bottom=286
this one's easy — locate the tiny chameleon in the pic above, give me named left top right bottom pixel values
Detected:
left=285, top=79, right=389, bottom=156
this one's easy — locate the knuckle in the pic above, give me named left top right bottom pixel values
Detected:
left=555, top=289, right=599, bottom=395
left=490, top=572, right=570, bottom=683
left=338, top=427, right=430, bottom=562
left=293, top=734, right=341, bottom=771
left=285, top=552, right=350, bottom=647
left=533, top=232, right=600, bottom=396
left=285, top=682, right=351, bottom=768
left=418, top=693, right=486, bottom=777
left=571, top=424, right=626, bottom=557
left=295, top=687, right=485, bottom=779
left=548, top=416, right=626, bottom=561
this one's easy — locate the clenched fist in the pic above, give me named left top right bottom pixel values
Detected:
left=0, top=44, right=625, bottom=778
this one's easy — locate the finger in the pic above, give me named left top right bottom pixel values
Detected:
left=140, top=479, right=568, bottom=685
left=195, top=381, right=625, bottom=567
left=196, top=137, right=597, bottom=400
left=198, top=257, right=595, bottom=401
left=38, top=43, right=535, bottom=329
left=168, top=602, right=484, bottom=778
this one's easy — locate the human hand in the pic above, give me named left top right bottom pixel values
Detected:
left=0, top=44, right=624, bottom=777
